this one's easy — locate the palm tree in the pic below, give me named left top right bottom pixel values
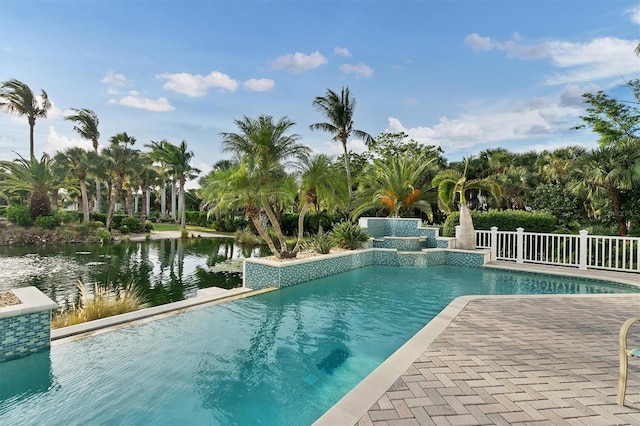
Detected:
left=310, top=87, right=373, bottom=198
left=0, top=79, right=52, bottom=159
left=351, top=152, right=437, bottom=220
left=54, top=147, right=95, bottom=223
left=146, top=140, right=200, bottom=235
left=0, top=153, right=55, bottom=220
left=65, top=108, right=102, bottom=212
left=432, top=158, right=502, bottom=250
left=216, top=115, right=310, bottom=258
left=103, top=132, right=138, bottom=230
left=136, top=154, right=160, bottom=224
left=569, top=142, right=640, bottom=236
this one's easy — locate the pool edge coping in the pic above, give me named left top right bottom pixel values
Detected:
left=50, top=286, right=273, bottom=342
left=312, top=292, right=639, bottom=426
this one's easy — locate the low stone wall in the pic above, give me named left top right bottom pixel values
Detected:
left=0, top=287, right=58, bottom=363
left=244, top=248, right=491, bottom=290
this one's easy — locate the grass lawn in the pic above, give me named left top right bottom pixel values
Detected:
left=152, top=222, right=234, bottom=236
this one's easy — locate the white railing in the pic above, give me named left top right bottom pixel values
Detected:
left=467, top=226, right=640, bottom=273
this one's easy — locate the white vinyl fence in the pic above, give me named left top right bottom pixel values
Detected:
left=468, top=227, right=640, bottom=273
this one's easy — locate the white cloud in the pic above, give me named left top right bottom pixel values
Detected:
left=339, top=62, right=374, bottom=78
left=385, top=91, right=583, bottom=153
left=464, top=33, right=493, bottom=51
left=118, top=94, right=175, bottom=112
left=101, top=71, right=130, bottom=87
left=242, top=78, right=275, bottom=92
left=402, top=98, right=419, bottom=106
left=270, top=51, right=327, bottom=72
left=628, top=5, right=640, bottom=24
left=157, top=71, right=239, bottom=97
left=334, top=47, right=351, bottom=57
left=465, top=32, right=638, bottom=84
left=544, top=37, right=639, bottom=84
left=558, top=83, right=599, bottom=107
left=43, top=126, right=92, bottom=155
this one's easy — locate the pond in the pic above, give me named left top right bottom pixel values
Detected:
left=0, top=238, right=268, bottom=309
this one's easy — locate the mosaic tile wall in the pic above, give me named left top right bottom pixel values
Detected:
left=245, top=251, right=377, bottom=290
left=360, top=218, right=440, bottom=249
left=436, top=238, right=455, bottom=249
left=0, top=311, right=51, bottom=362
left=244, top=248, right=490, bottom=289
left=372, top=237, right=427, bottom=251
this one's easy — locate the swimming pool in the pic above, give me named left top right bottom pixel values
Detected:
left=1, top=265, right=638, bottom=425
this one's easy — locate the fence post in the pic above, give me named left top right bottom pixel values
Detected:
left=579, top=230, right=588, bottom=270
left=516, top=227, right=524, bottom=264
left=490, top=226, right=498, bottom=261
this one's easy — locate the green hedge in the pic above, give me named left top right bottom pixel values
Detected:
left=442, top=210, right=557, bottom=237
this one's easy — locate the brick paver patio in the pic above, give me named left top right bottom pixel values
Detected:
left=356, top=296, right=640, bottom=426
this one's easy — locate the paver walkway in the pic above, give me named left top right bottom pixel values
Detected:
left=358, top=296, right=640, bottom=426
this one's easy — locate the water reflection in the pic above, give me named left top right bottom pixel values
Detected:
left=0, top=238, right=267, bottom=308
left=0, top=351, right=55, bottom=403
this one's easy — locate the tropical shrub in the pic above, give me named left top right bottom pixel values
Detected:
left=442, top=210, right=557, bottom=237
left=119, top=225, right=130, bottom=234
left=6, top=205, right=32, bottom=226
left=307, top=230, right=334, bottom=254
left=35, top=214, right=60, bottom=229
left=120, top=216, right=143, bottom=233
left=54, top=210, right=82, bottom=224
left=144, top=220, right=154, bottom=232
left=234, top=228, right=259, bottom=245
left=0, top=206, right=6, bottom=217
left=331, top=221, right=369, bottom=250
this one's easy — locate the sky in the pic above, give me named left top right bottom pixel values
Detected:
left=1, top=0, right=639, bottom=186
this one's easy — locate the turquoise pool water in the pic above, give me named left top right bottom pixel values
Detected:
left=1, top=265, right=638, bottom=425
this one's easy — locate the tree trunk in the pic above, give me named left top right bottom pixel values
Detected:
left=341, top=138, right=352, bottom=199
left=94, top=180, right=102, bottom=213
left=608, top=186, right=628, bottom=236
left=80, top=180, right=90, bottom=223
left=160, top=182, right=166, bottom=219
left=292, top=201, right=311, bottom=253
left=29, top=123, right=35, bottom=160
left=106, top=179, right=123, bottom=230
left=457, top=204, right=476, bottom=250
left=179, top=178, right=187, bottom=234
left=262, top=202, right=289, bottom=254
left=248, top=208, right=281, bottom=258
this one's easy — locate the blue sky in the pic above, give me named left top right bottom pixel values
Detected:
left=1, top=0, right=638, bottom=184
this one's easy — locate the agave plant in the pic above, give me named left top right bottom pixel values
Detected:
left=330, top=221, right=369, bottom=250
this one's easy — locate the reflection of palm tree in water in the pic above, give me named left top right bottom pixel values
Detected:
left=196, top=297, right=287, bottom=412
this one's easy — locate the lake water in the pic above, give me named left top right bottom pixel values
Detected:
left=0, top=238, right=267, bottom=308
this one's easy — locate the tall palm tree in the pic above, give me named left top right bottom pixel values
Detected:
left=432, top=158, right=502, bottom=250
left=146, top=140, right=200, bottom=235
left=136, top=154, right=160, bottom=224
left=54, top=147, right=95, bottom=223
left=351, top=152, right=437, bottom=220
left=103, top=132, right=138, bottom=230
left=65, top=108, right=102, bottom=212
left=0, top=153, right=55, bottom=220
left=216, top=115, right=310, bottom=258
left=310, top=87, right=373, bottom=198
left=0, top=79, right=52, bottom=159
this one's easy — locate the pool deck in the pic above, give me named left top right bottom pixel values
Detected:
left=316, top=263, right=640, bottom=426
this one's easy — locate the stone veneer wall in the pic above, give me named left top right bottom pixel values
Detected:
left=244, top=248, right=491, bottom=290
left=0, top=287, right=58, bottom=363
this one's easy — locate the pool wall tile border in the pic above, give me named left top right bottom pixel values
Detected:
left=243, top=248, right=491, bottom=290
left=313, top=293, right=636, bottom=426
left=0, top=287, right=58, bottom=362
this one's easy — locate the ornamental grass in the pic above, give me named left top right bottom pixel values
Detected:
left=51, top=281, right=143, bottom=329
